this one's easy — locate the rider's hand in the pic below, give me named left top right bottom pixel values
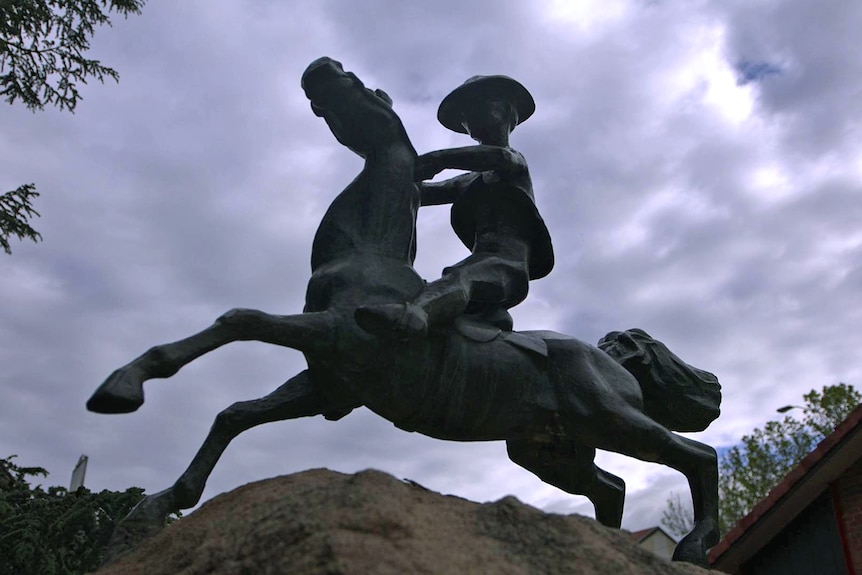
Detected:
left=500, top=148, right=527, bottom=172
left=415, top=152, right=443, bottom=181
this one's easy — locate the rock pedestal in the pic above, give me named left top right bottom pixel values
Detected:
left=95, top=469, right=710, bottom=575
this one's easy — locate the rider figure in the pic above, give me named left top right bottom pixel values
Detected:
left=356, top=75, right=554, bottom=339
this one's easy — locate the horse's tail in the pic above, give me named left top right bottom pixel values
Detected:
left=598, top=329, right=721, bottom=432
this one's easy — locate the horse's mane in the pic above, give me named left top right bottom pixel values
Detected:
left=598, top=328, right=721, bottom=432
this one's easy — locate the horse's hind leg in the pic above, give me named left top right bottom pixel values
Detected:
left=87, top=308, right=334, bottom=413
left=506, top=439, right=625, bottom=528
left=573, top=410, right=719, bottom=567
left=102, top=370, right=359, bottom=564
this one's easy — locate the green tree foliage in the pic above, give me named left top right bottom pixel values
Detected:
left=1, top=0, right=146, bottom=112
left=661, top=383, right=861, bottom=538
left=661, top=491, right=693, bottom=540
left=0, top=455, right=145, bottom=575
left=1, top=0, right=146, bottom=254
left=0, top=184, right=41, bottom=254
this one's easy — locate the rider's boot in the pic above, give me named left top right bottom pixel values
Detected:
left=355, top=303, right=429, bottom=341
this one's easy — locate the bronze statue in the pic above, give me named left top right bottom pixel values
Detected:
left=88, top=58, right=721, bottom=567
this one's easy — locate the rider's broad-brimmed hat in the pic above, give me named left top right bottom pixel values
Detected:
left=438, top=75, right=536, bottom=134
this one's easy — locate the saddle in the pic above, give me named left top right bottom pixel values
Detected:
left=453, top=313, right=549, bottom=366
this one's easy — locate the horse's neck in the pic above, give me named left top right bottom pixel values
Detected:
left=305, top=141, right=423, bottom=312
left=310, top=142, right=419, bottom=271
left=364, top=143, right=418, bottom=225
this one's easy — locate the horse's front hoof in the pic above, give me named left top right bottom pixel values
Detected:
left=86, top=368, right=145, bottom=413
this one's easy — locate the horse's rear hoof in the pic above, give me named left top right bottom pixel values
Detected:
left=87, top=369, right=145, bottom=413
left=101, top=488, right=178, bottom=565
left=100, top=519, right=159, bottom=565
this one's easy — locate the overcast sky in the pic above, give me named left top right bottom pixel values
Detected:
left=2, top=0, right=860, bottom=533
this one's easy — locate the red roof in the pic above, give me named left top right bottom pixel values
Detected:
left=629, top=526, right=676, bottom=544
left=709, top=403, right=862, bottom=570
left=630, top=527, right=658, bottom=542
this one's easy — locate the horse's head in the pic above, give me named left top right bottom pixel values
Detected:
left=302, top=57, right=407, bottom=158
left=598, top=328, right=721, bottom=432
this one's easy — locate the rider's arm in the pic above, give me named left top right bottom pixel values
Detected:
left=418, top=173, right=473, bottom=206
left=421, top=146, right=526, bottom=175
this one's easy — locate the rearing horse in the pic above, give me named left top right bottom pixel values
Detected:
left=88, top=57, right=720, bottom=567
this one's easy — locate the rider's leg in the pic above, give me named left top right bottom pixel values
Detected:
left=87, top=308, right=335, bottom=414
left=506, top=438, right=625, bottom=528
left=354, top=271, right=469, bottom=338
left=355, top=253, right=527, bottom=339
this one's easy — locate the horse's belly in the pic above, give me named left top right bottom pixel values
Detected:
left=364, top=332, right=553, bottom=441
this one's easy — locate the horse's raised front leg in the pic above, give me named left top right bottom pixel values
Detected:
left=102, top=369, right=360, bottom=565
left=87, top=308, right=335, bottom=413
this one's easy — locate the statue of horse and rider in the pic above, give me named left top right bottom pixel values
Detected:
left=87, top=57, right=722, bottom=567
